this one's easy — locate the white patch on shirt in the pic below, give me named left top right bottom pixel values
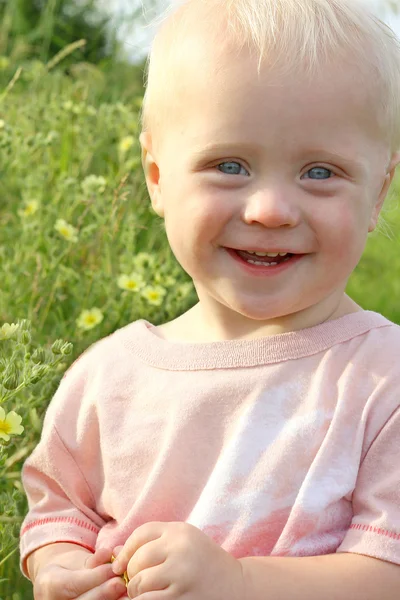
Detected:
left=188, top=384, right=333, bottom=528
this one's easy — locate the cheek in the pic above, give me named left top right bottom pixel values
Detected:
left=163, top=194, right=229, bottom=278
left=317, top=201, right=370, bottom=259
left=167, top=192, right=228, bottom=242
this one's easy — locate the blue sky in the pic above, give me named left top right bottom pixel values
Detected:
left=105, top=0, right=400, bottom=63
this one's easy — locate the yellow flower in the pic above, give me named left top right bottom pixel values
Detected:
left=0, top=323, right=19, bottom=340
left=18, top=199, right=40, bottom=218
left=55, top=219, right=79, bottom=243
left=119, top=136, right=135, bottom=154
left=76, top=308, right=104, bottom=331
left=0, top=119, right=5, bottom=129
left=0, top=407, right=24, bottom=442
left=141, top=285, right=167, bottom=306
left=117, top=273, right=145, bottom=292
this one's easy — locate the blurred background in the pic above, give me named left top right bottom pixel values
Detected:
left=87, top=0, right=400, bottom=63
left=0, top=0, right=399, bottom=598
left=2, top=0, right=396, bottom=65
left=109, top=0, right=400, bottom=62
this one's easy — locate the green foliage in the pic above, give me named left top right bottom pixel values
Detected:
left=0, top=320, right=73, bottom=599
left=0, top=0, right=120, bottom=66
left=347, top=180, right=400, bottom=323
left=0, top=58, right=195, bottom=347
left=0, top=53, right=196, bottom=598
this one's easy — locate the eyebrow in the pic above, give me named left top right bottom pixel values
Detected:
left=191, top=142, right=367, bottom=175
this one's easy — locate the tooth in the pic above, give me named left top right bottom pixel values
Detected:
left=248, top=260, right=278, bottom=266
left=246, top=251, right=286, bottom=257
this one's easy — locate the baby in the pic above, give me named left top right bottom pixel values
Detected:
left=20, top=0, right=400, bottom=599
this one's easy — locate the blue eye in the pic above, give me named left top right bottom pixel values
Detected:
left=303, top=167, right=333, bottom=180
left=216, top=162, right=249, bottom=176
left=215, top=163, right=334, bottom=179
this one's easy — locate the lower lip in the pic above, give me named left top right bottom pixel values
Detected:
left=225, top=248, right=304, bottom=276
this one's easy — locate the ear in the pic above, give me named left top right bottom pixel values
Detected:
left=140, top=131, right=165, bottom=218
left=369, top=151, right=400, bottom=232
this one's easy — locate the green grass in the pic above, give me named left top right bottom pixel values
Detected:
left=0, top=49, right=399, bottom=599
left=0, top=53, right=196, bottom=599
left=347, top=179, right=400, bottom=323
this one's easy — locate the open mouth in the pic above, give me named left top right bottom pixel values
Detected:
left=230, top=249, right=295, bottom=266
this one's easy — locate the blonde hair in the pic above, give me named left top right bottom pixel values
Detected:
left=140, top=0, right=400, bottom=154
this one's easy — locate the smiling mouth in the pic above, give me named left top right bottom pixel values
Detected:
left=230, top=249, right=295, bottom=266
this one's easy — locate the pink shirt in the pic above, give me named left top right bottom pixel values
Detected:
left=20, top=311, right=400, bottom=578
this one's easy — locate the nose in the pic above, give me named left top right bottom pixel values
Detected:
left=242, top=187, right=301, bottom=228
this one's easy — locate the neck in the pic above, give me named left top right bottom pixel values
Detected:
left=181, top=294, right=362, bottom=342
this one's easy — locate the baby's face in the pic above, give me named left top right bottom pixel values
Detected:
left=142, top=43, right=397, bottom=334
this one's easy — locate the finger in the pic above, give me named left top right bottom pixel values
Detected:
left=85, top=547, right=114, bottom=569
left=124, top=594, right=169, bottom=600
left=121, top=595, right=168, bottom=600
left=111, top=554, right=129, bottom=587
left=127, top=540, right=167, bottom=581
left=127, top=564, right=170, bottom=599
left=77, top=575, right=127, bottom=600
left=41, top=563, right=118, bottom=598
left=112, top=523, right=166, bottom=576
left=112, top=545, right=124, bottom=559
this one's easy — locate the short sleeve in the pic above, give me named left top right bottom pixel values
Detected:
left=337, top=406, right=400, bottom=564
left=19, top=349, right=107, bottom=579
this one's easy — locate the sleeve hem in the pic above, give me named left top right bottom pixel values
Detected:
left=337, top=526, right=400, bottom=566
left=20, top=540, right=96, bottom=581
left=20, top=518, right=99, bottom=579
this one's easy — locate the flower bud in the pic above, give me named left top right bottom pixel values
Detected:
left=2, top=372, right=20, bottom=390
left=31, top=348, right=47, bottom=364
left=61, top=342, right=73, bottom=356
left=51, top=340, right=64, bottom=355
left=29, top=365, right=49, bottom=384
left=21, top=331, right=31, bottom=345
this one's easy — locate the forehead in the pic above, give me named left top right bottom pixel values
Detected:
left=168, top=47, right=382, bottom=159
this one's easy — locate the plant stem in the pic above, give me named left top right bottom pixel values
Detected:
left=0, top=544, right=18, bottom=568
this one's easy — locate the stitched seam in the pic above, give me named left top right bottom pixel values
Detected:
left=350, top=523, right=400, bottom=540
left=21, top=516, right=100, bottom=536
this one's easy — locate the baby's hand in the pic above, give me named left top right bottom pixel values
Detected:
left=33, top=547, right=127, bottom=600
left=111, top=521, right=245, bottom=600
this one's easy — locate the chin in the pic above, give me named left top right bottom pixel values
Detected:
left=228, top=302, right=294, bottom=322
